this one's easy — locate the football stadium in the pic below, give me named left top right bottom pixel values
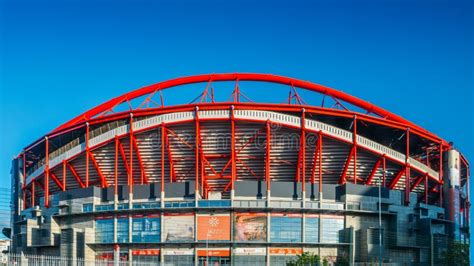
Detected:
left=10, top=73, right=470, bottom=265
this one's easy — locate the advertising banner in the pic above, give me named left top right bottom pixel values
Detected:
left=197, top=214, right=230, bottom=241
left=270, top=248, right=302, bottom=255
left=233, top=248, right=266, bottom=256
left=163, top=214, right=194, bottom=242
left=197, top=249, right=230, bottom=257
left=233, top=213, right=267, bottom=242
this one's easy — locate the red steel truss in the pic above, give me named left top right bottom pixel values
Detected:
left=19, top=73, right=469, bottom=213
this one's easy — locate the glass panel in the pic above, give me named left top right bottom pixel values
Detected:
left=270, top=216, right=301, bottom=243
left=305, top=217, right=319, bottom=243
left=95, top=219, right=114, bottom=243
left=132, top=216, right=161, bottom=243
left=117, top=217, right=129, bottom=243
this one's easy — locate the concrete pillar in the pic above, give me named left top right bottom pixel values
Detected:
left=443, top=149, right=461, bottom=240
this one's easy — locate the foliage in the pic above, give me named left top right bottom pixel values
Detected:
left=442, top=242, right=469, bottom=266
left=286, top=252, right=321, bottom=266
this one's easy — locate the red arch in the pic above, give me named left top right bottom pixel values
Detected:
left=53, top=73, right=433, bottom=138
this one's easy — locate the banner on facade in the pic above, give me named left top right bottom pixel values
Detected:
left=233, top=213, right=267, bottom=242
left=163, top=214, right=194, bottom=241
left=197, top=214, right=230, bottom=241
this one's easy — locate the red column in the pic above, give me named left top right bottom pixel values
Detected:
left=301, top=109, right=306, bottom=193
left=161, top=123, right=165, bottom=194
left=22, top=152, right=26, bottom=209
left=439, top=142, right=443, bottom=207
left=195, top=108, right=200, bottom=194
left=405, top=128, right=411, bottom=205
left=129, top=114, right=134, bottom=193
left=45, top=137, right=50, bottom=208
left=318, top=131, right=323, bottom=193
left=85, top=123, right=90, bottom=187
left=62, top=160, right=66, bottom=191
left=353, top=115, right=357, bottom=184
left=114, top=136, right=119, bottom=198
left=230, top=106, right=236, bottom=191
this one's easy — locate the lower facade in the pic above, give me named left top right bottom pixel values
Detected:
left=11, top=180, right=469, bottom=265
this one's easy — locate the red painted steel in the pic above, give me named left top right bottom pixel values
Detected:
left=50, top=73, right=446, bottom=146
left=366, top=157, right=383, bottom=185
left=44, top=137, right=49, bottom=208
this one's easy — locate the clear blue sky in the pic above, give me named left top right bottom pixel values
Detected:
left=1, top=0, right=473, bottom=250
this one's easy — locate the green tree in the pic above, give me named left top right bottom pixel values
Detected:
left=442, top=242, right=469, bottom=266
left=286, top=252, right=321, bottom=266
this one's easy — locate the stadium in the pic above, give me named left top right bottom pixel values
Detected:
left=10, top=73, right=470, bottom=265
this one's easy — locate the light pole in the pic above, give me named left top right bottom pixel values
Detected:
left=206, top=231, right=209, bottom=266
left=206, top=213, right=215, bottom=266
left=379, top=169, right=386, bottom=266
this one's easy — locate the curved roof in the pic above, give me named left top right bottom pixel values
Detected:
left=51, top=73, right=446, bottom=146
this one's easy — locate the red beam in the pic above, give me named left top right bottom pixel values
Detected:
left=388, top=167, right=406, bottom=189
left=353, top=116, right=357, bottom=184
left=366, top=157, right=383, bottom=185
left=62, top=161, right=67, bottom=191
left=89, top=152, right=109, bottom=188
left=132, top=136, right=149, bottom=184
left=339, top=146, right=355, bottom=184
left=118, top=141, right=131, bottom=181
left=410, top=174, right=425, bottom=192
left=67, top=163, right=86, bottom=188
left=163, top=127, right=176, bottom=182
left=50, top=172, right=65, bottom=191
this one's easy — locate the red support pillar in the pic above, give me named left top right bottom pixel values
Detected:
left=85, top=123, right=90, bottom=187
left=439, top=142, right=443, bottom=207
left=301, top=109, right=306, bottom=193
left=31, top=181, right=35, bottom=207
left=114, top=136, right=119, bottom=198
left=318, top=131, right=323, bottom=193
left=405, top=128, right=411, bottom=205
left=129, top=114, right=134, bottom=193
left=161, top=124, right=165, bottom=194
left=22, top=152, right=26, bottom=209
left=195, top=107, right=200, bottom=195
left=265, top=120, right=271, bottom=192
left=62, top=160, right=67, bottom=191
left=44, top=137, right=50, bottom=208
left=353, top=115, right=357, bottom=184
left=230, top=106, right=236, bottom=193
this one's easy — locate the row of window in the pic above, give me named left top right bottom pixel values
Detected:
left=95, top=216, right=344, bottom=244
left=86, top=200, right=233, bottom=213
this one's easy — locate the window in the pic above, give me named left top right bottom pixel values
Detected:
left=117, top=217, right=129, bottom=243
left=132, top=216, right=161, bottom=243
left=305, top=217, right=319, bottom=243
left=83, top=203, right=93, bottom=212
left=118, top=203, right=129, bottom=210
left=96, top=204, right=114, bottom=211
left=321, top=217, right=343, bottom=243
left=270, top=216, right=301, bottom=243
left=95, top=219, right=114, bottom=243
